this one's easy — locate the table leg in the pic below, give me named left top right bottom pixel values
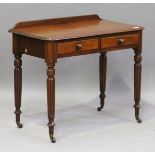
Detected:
left=47, top=63, right=56, bottom=143
left=14, top=53, right=23, bottom=128
left=98, top=52, right=107, bottom=111
left=134, top=48, right=142, bottom=123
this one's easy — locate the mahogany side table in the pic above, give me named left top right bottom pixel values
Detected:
left=9, top=14, right=144, bottom=143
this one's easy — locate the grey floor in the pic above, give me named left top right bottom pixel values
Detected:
left=0, top=86, right=155, bottom=152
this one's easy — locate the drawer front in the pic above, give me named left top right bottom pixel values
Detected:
left=57, top=38, right=99, bottom=54
left=17, top=36, right=45, bottom=58
left=101, top=34, right=139, bottom=49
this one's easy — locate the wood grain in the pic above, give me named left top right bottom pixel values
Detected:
left=57, top=38, right=99, bottom=54
left=101, top=34, right=139, bottom=49
left=9, top=14, right=143, bottom=41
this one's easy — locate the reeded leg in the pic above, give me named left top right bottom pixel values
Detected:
left=14, top=53, right=23, bottom=128
left=134, top=48, right=142, bottom=123
left=47, top=64, right=56, bottom=143
left=97, top=52, right=107, bottom=111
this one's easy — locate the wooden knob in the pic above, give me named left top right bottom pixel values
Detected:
left=76, top=44, right=82, bottom=50
left=118, top=39, right=125, bottom=45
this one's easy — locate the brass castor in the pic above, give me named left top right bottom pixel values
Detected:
left=17, top=122, right=23, bottom=128
left=50, top=135, right=56, bottom=143
left=136, top=117, right=142, bottom=123
left=97, top=106, right=103, bottom=111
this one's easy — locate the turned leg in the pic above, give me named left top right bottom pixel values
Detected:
left=134, top=48, right=142, bottom=123
left=47, top=64, right=56, bottom=143
left=97, top=52, right=107, bottom=111
left=14, top=53, right=23, bottom=128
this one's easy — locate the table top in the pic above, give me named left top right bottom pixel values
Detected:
left=9, top=14, right=144, bottom=41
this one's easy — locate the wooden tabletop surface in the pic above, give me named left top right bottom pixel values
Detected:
left=9, top=14, right=144, bottom=41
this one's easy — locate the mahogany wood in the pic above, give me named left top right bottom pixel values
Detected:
left=57, top=38, right=99, bottom=54
left=98, top=52, right=107, bottom=111
left=9, top=14, right=143, bottom=41
left=134, top=47, right=142, bottom=123
left=9, top=14, right=144, bottom=143
left=14, top=53, right=23, bottom=128
left=45, top=41, right=57, bottom=143
left=133, top=31, right=142, bottom=123
left=101, top=34, right=139, bottom=49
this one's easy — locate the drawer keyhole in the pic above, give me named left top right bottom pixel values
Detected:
left=24, top=49, right=28, bottom=54
left=76, top=44, right=82, bottom=50
left=118, top=39, right=125, bottom=45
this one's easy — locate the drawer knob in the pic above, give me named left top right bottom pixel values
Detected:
left=76, top=44, right=82, bottom=50
left=118, top=39, right=125, bottom=45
